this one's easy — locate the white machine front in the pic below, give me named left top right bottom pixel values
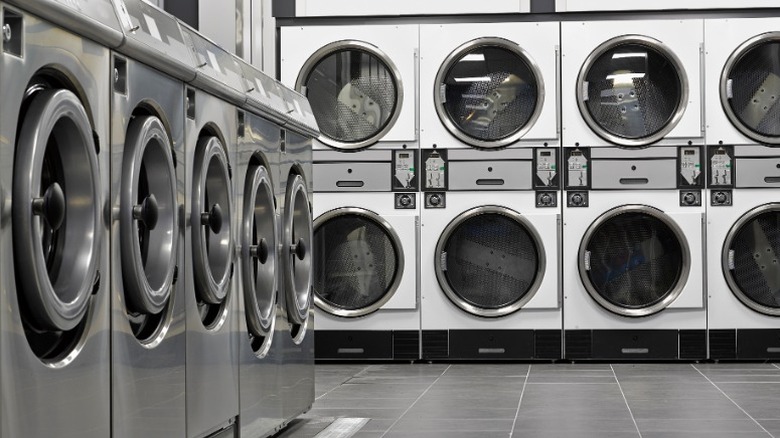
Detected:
left=562, top=19, right=704, bottom=148
left=280, top=25, right=418, bottom=151
left=419, top=22, right=559, bottom=150
left=312, top=192, right=419, bottom=330
left=563, top=191, right=705, bottom=330
left=421, top=191, right=560, bottom=330
left=705, top=18, right=780, bottom=146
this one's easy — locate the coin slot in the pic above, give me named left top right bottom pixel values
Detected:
left=619, top=178, right=649, bottom=185
left=336, top=181, right=364, bottom=188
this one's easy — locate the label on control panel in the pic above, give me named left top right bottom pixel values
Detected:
left=422, top=149, right=447, bottom=191
left=679, top=146, right=703, bottom=188
left=393, top=150, right=417, bottom=191
left=534, top=148, right=559, bottom=188
left=709, top=146, right=734, bottom=187
left=565, top=148, right=590, bottom=189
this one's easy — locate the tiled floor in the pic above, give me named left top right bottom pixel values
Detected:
left=275, top=363, right=780, bottom=438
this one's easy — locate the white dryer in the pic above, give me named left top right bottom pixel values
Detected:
left=562, top=19, right=704, bottom=148
left=705, top=18, right=780, bottom=146
left=0, top=1, right=119, bottom=435
left=420, top=148, right=562, bottom=360
left=108, top=1, right=194, bottom=435
left=280, top=24, right=418, bottom=151
left=419, top=22, right=559, bottom=150
left=179, top=23, right=245, bottom=438
left=562, top=146, right=707, bottom=360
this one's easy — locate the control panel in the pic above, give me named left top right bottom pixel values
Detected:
left=679, top=146, right=702, bottom=187
left=709, top=146, right=734, bottom=187
left=565, top=148, right=590, bottom=189
left=534, top=148, right=559, bottom=188
left=422, top=149, right=447, bottom=191
left=392, top=150, right=418, bottom=191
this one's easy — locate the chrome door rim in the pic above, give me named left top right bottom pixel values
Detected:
left=722, top=203, right=780, bottom=316
left=434, top=205, right=546, bottom=317
left=295, top=40, right=404, bottom=150
left=578, top=204, right=691, bottom=317
left=576, top=35, right=689, bottom=147
left=121, top=115, right=178, bottom=316
left=313, top=207, right=405, bottom=318
left=13, top=89, right=101, bottom=332
left=242, top=163, right=278, bottom=339
left=434, top=37, right=545, bottom=149
left=284, top=174, right=313, bottom=325
left=720, top=32, right=780, bottom=145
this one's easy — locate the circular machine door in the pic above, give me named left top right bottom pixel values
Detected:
left=313, top=208, right=404, bottom=318
left=434, top=206, right=545, bottom=318
left=434, top=37, right=544, bottom=149
left=120, top=116, right=178, bottom=344
left=13, top=89, right=101, bottom=361
left=296, top=40, right=403, bottom=150
left=241, top=162, right=278, bottom=353
left=579, top=205, right=690, bottom=317
left=721, top=32, right=780, bottom=145
left=191, top=136, right=233, bottom=328
left=722, top=204, right=780, bottom=316
left=283, top=175, right=313, bottom=328
left=577, top=35, right=688, bottom=147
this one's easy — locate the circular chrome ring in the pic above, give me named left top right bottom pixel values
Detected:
left=578, top=204, right=691, bottom=317
left=295, top=40, right=404, bottom=150
left=284, top=174, right=313, bottom=325
left=191, top=136, right=234, bottom=306
left=434, top=205, right=546, bottom=318
left=313, top=207, right=406, bottom=318
left=121, top=115, right=178, bottom=316
left=722, top=203, right=780, bottom=316
left=576, top=35, right=689, bottom=147
left=720, top=32, right=780, bottom=145
left=13, top=89, right=101, bottom=332
left=434, top=37, right=546, bottom=149
left=242, top=163, right=278, bottom=338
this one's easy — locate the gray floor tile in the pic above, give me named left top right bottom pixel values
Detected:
left=640, top=433, right=770, bottom=438
left=312, top=397, right=414, bottom=409
left=758, top=419, right=780, bottom=435
left=514, top=404, right=633, bottom=420
left=306, top=407, right=407, bottom=420
left=383, top=432, right=508, bottom=438
left=415, top=394, right=521, bottom=409
left=527, top=374, right=618, bottom=384
left=635, top=418, right=768, bottom=433
left=388, top=418, right=514, bottom=432
left=512, top=432, right=640, bottom=438
left=349, top=433, right=385, bottom=438
left=627, top=398, right=751, bottom=420
left=406, top=403, right=518, bottom=419
left=512, top=417, right=639, bottom=435
left=620, top=382, right=725, bottom=400
left=522, top=382, right=622, bottom=399
left=443, top=364, right=530, bottom=377
left=356, top=418, right=396, bottom=432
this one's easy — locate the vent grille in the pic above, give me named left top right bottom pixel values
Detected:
left=422, top=330, right=448, bottom=360
left=565, top=330, right=592, bottom=359
left=679, top=330, right=706, bottom=359
left=392, top=331, right=420, bottom=360
left=535, top=330, right=563, bottom=359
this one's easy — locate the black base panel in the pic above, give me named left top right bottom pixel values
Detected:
left=710, top=329, right=780, bottom=360
left=315, top=330, right=420, bottom=360
left=422, top=330, right=561, bottom=360
left=565, top=330, right=706, bottom=360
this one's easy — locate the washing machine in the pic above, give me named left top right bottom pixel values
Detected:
left=0, top=1, right=118, bottom=436
left=179, top=23, right=245, bottom=438
left=234, top=56, right=289, bottom=438
left=312, top=150, right=420, bottom=361
left=419, top=22, right=559, bottom=150
left=107, top=1, right=195, bottom=435
left=562, top=19, right=704, bottom=148
left=562, top=145, right=707, bottom=360
left=280, top=24, right=418, bottom=151
left=275, top=87, right=318, bottom=425
left=705, top=18, right=780, bottom=147
left=419, top=147, right=561, bottom=360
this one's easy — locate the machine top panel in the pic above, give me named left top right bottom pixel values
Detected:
left=7, top=0, right=124, bottom=47
left=278, top=86, right=320, bottom=138
left=234, top=57, right=289, bottom=125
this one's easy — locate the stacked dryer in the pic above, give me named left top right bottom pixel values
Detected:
left=705, top=18, right=780, bottom=360
left=418, top=22, right=562, bottom=361
left=281, top=24, right=422, bottom=361
left=0, top=0, right=119, bottom=435
left=561, top=19, right=708, bottom=360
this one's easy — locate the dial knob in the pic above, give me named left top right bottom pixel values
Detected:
left=571, top=193, right=584, bottom=206
left=714, top=192, right=728, bottom=204
left=682, top=193, right=697, bottom=205
left=429, top=194, right=441, bottom=206
left=399, top=194, right=412, bottom=207
left=539, top=193, right=553, bottom=206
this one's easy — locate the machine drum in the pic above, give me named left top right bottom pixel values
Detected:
left=724, top=206, right=780, bottom=315
left=578, top=36, right=687, bottom=146
left=313, top=209, right=403, bottom=317
left=436, top=38, right=542, bottom=147
left=284, top=175, right=313, bottom=328
left=299, top=41, right=401, bottom=149
left=581, top=208, right=688, bottom=316
left=722, top=33, right=780, bottom=144
left=435, top=207, right=544, bottom=317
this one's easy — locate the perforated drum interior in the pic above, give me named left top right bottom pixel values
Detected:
left=578, top=36, right=687, bottom=147
left=723, top=204, right=780, bottom=316
left=435, top=207, right=544, bottom=317
left=722, top=32, right=780, bottom=145
left=313, top=208, right=403, bottom=317
left=579, top=206, right=689, bottom=317
left=435, top=38, right=543, bottom=148
left=298, top=41, right=402, bottom=149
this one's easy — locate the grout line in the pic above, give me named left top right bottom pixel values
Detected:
left=611, top=365, right=642, bottom=438
left=774, top=364, right=780, bottom=371
left=316, top=366, right=373, bottom=401
left=508, top=364, right=532, bottom=438
left=691, top=364, right=775, bottom=438
left=379, top=364, right=451, bottom=438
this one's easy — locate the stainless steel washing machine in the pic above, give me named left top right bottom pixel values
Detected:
left=275, top=88, right=318, bottom=426
left=179, top=22, right=246, bottom=438
left=108, top=1, right=194, bottom=435
left=0, top=1, right=119, bottom=436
